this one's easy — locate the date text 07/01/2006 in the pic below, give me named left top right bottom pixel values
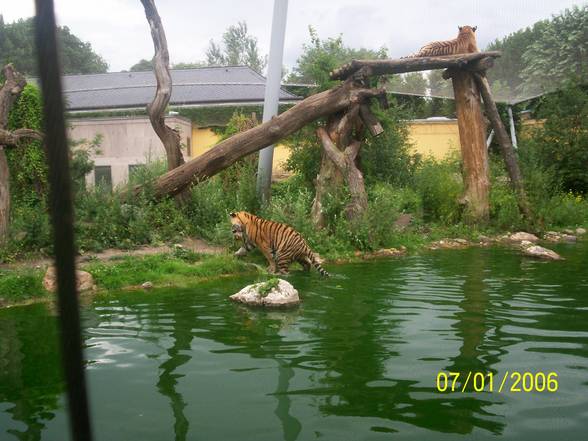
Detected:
left=435, top=371, right=559, bottom=393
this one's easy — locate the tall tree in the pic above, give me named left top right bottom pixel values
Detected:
left=485, top=5, right=588, bottom=99
left=206, top=22, right=267, bottom=73
left=288, top=26, right=387, bottom=92
left=0, top=16, right=108, bottom=75
left=129, top=58, right=154, bottom=72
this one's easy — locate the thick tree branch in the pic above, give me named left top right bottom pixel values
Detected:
left=330, top=51, right=501, bottom=80
left=0, top=128, right=44, bottom=146
left=317, top=127, right=346, bottom=170
left=345, top=140, right=362, bottom=161
left=473, top=72, right=531, bottom=220
left=359, top=104, right=384, bottom=136
left=0, top=64, right=27, bottom=129
left=127, top=75, right=386, bottom=199
left=140, top=0, right=185, bottom=173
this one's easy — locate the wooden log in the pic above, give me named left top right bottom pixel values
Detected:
left=474, top=73, right=531, bottom=220
left=330, top=51, right=500, bottom=80
left=442, top=56, right=496, bottom=80
left=128, top=79, right=386, bottom=199
left=0, top=128, right=43, bottom=145
left=316, top=127, right=367, bottom=221
left=311, top=112, right=348, bottom=227
left=451, top=69, right=490, bottom=223
left=359, top=104, right=384, bottom=136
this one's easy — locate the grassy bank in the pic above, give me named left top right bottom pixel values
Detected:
left=0, top=252, right=260, bottom=308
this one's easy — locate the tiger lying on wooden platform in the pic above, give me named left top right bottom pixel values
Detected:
left=230, top=211, right=329, bottom=277
left=404, top=25, right=479, bottom=58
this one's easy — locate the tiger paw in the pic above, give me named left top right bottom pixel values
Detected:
left=234, top=247, right=248, bottom=257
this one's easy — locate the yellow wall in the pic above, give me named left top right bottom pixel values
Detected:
left=191, top=126, right=290, bottom=176
left=407, top=120, right=460, bottom=159
left=191, top=127, right=220, bottom=157
left=191, top=120, right=464, bottom=176
left=520, top=118, right=545, bottom=138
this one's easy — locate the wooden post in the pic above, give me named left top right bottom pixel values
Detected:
left=474, top=73, right=531, bottom=220
left=451, top=69, right=490, bottom=223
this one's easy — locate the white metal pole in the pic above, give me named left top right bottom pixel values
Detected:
left=256, top=0, right=288, bottom=204
left=486, top=129, right=495, bottom=149
left=507, top=106, right=518, bottom=149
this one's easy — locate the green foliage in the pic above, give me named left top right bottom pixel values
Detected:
left=0, top=268, right=46, bottom=302
left=258, top=278, right=279, bottom=297
left=413, top=156, right=463, bottom=223
left=206, top=22, right=266, bottom=73
left=288, top=26, right=387, bottom=92
left=85, top=254, right=255, bottom=290
left=361, top=103, right=419, bottom=186
left=522, top=82, right=588, bottom=193
left=0, top=16, right=108, bottom=75
left=129, top=58, right=154, bottom=72
left=6, top=84, right=46, bottom=206
left=486, top=5, right=588, bottom=99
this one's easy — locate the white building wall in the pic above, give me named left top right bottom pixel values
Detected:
left=67, top=115, right=192, bottom=188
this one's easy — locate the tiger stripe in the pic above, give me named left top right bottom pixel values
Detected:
left=403, top=25, right=478, bottom=58
left=230, top=211, right=329, bottom=277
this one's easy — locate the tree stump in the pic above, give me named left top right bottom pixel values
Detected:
left=451, top=69, right=490, bottom=223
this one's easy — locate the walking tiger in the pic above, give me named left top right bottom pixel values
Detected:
left=404, top=25, right=479, bottom=58
left=230, top=211, right=329, bottom=276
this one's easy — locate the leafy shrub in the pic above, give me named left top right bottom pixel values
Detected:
left=413, top=156, right=463, bottom=224
left=523, top=81, right=588, bottom=194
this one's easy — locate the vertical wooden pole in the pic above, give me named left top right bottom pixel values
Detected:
left=451, top=70, right=490, bottom=223
left=474, top=73, right=531, bottom=221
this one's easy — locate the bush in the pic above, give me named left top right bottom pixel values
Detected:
left=413, top=156, right=463, bottom=224
left=523, top=81, right=588, bottom=194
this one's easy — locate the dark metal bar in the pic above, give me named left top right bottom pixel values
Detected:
left=33, top=1, right=93, bottom=440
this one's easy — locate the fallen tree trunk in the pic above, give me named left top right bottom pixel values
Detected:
left=140, top=0, right=186, bottom=176
left=330, top=51, right=500, bottom=80
left=473, top=73, right=531, bottom=221
left=127, top=77, right=385, bottom=199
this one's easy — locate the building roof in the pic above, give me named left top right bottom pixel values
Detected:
left=48, top=66, right=301, bottom=111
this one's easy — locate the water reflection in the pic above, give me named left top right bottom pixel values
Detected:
left=0, top=304, right=63, bottom=441
left=156, top=308, right=193, bottom=441
left=2, top=244, right=588, bottom=440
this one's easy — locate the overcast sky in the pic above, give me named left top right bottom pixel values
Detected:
left=2, top=0, right=585, bottom=73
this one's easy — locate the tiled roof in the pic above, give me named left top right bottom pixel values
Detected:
left=44, top=66, right=301, bottom=111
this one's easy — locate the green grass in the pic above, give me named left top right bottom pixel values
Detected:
left=84, top=253, right=258, bottom=290
left=0, top=268, right=47, bottom=303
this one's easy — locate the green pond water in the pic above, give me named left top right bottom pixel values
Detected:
left=1, top=243, right=588, bottom=441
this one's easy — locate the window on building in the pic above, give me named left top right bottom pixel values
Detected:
left=128, top=164, right=145, bottom=181
left=94, top=165, right=112, bottom=191
left=187, top=137, right=192, bottom=157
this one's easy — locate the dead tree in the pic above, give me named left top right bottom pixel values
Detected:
left=126, top=72, right=386, bottom=199
left=140, top=0, right=186, bottom=199
left=128, top=52, right=502, bottom=219
left=446, top=68, right=490, bottom=223
left=0, top=65, right=28, bottom=244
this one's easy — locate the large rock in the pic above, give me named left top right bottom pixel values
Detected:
left=43, top=266, right=95, bottom=292
left=509, top=232, right=539, bottom=243
left=428, top=238, right=469, bottom=250
left=229, top=279, right=300, bottom=307
left=576, top=227, right=586, bottom=235
left=520, top=241, right=563, bottom=261
left=544, top=231, right=577, bottom=243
